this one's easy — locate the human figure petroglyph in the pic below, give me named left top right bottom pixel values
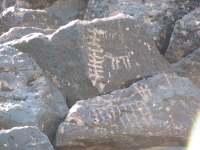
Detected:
left=133, top=83, right=152, bottom=99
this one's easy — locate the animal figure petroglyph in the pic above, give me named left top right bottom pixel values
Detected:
left=104, top=52, right=131, bottom=70
left=86, top=28, right=132, bottom=92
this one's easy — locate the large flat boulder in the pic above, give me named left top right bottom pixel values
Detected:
left=165, top=8, right=200, bottom=63
left=0, top=45, right=68, bottom=141
left=55, top=73, right=200, bottom=150
left=84, top=0, right=199, bottom=54
left=0, top=126, right=54, bottom=150
left=5, top=14, right=174, bottom=107
left=172, top=48, right=200, bottom=89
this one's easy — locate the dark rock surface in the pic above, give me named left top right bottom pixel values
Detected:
left=0, top=45, right=68, bottom=141
left=4, top=14, right=174, bottom=107
left=0, top=0, right=89, bottom=35
left=172, top=48, right=200, bottom=89
left=55, top=73, right=200, bottom=150
left=0, top=126, right=55, bottom=150
left=84, top=0, right=199, bottom=54
left=165, top=8, right=200, bottom=63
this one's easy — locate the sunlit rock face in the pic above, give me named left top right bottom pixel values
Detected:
left=4, top=14, right=174, bottom=107
left=55, top=73, right=200, bottom=150
left=0, top=0, right=89, bottom=35
left=84, top=0, right=199, bottom=54
left=0, top=126, right=55, bottom=150
left=0, top=45, right=68, bottom=141
left=165, top=8, right=200, bottom=63
left=0, top=27, right=56, bottom=44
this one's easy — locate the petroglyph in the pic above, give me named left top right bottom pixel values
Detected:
left=133, top=83, right=152, bottom=99
left=85, top=27, right=133, bottom=92
left=69, top=82, right=154, bottom=128
left=104, top=52, right=131, bottom=70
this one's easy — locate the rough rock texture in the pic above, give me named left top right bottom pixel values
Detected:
left=165, top=8, right=200, bottom=63
left=84, top=0, right=199, bottom=54
left=0, top=126, right=54, bottom=150
left=55, top=73, right=200, bottom=150
left=0, top=27, right=55, bottom=43
left=172, top=48, right=200, bottom=89
left=5, top=14, right=174, bottom=107
left=0, top=7, right=62, bottom=35
left=0, top=0, right=89, bottom=35
left=0, top=45, right=68, bottom=141
left=0, top=0, right=57, bottom=12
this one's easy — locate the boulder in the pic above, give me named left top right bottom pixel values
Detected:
left=165, top=8, right=200, bottom=63
left=0, top=7, right=62, bottom=35
left=172, top=48, right=200, bottom=89
left=0, top=0, right=57, bottom=12
left=0, top=126, right=54, bottom=150
left=5, top=14, right=174, bottom=107
left=84, top=0, right=199, bottom=54
left=0, top=0, right=89, bottom=35
left=0, top=45, right=68, bottom=141
left=55, top=73, right=200, bottom=150
left=16, top=0, right=58, bottom=10
left=0, top=27, right=55, bottom=44
left=45, top=0, right=89, bottom=25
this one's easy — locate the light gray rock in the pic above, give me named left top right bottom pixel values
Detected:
left=172, top=48, right=200, bottom=89
left=5, top=14, right=174, bottom=107
left=0, top=45, right=68, bottom=141
left=55, top=73, right=200, bottom=150
left=0, top=27, right=55, bottom=43
left=0, top=126, right=55, bottom=150
left=0, top=0, right=89, bottom=35
left=84, top=0, right=199, bottom=54
left=165, top=8, right=200, bottom=63
left=0, top=0, right=57, bottom=12
left=0, top=7, right=62, bottom=35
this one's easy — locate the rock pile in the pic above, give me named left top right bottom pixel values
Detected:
left=0, top=0, right=200, bottom=150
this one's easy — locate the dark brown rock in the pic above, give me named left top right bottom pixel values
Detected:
left=165, top=8, right=200, bottom=63
left=55, top=73, right=200, bottom=150
left=4, top=14, right=174, bottom=107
